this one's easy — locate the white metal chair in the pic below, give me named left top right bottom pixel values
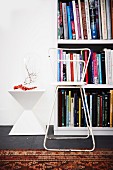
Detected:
left=43, top=48, right=95, bottom=151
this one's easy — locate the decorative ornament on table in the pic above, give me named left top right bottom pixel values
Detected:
left=14, top=54, right=39, bottom=91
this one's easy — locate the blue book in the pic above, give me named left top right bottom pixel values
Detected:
left=89, top=0, right=97, bottom=39
left=66, top=5, right=72, bottom=39
left=98, top=53, right=102, bottom=84
left=57, top=49, right=61, bottom=81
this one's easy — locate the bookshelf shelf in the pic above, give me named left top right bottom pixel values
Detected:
left=58, top=40, right=113, bottom=45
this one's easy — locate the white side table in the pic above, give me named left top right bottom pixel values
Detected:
left=8, top=89, right=45, bottom=135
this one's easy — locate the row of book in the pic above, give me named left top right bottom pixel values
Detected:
left=58, top=0, right=113, bottom=40
left=58, top=89, right=113, bottom=127
left=57, top=48, right=113, bottom=84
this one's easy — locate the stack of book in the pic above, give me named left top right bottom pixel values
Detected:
left=58, top=0, right=113, bottom=40
left=58, top=88, right=113, bottom=128
left=57, top=48, right=113, bottom=84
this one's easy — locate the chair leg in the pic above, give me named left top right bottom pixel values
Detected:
left=43, top=86, right=95, bottom=151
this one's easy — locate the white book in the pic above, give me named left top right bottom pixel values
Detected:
left=76, top=54, right=80, bottom=82
left=72, top=0, right=78, bottom=40
left=66, top=53, right=71, bottom=82
left=84, top=0, right=91, bottom=39
left=103, top=48, right=108, bottom=84
left=100, top=0, right=107, bottom=39
left=111, top=50, right=113, bottom=84
left=62, top=3, right=68, bottom=39
left=107, top=49, right=112, bottom=84
left=73, top=53, right=77, bottom=82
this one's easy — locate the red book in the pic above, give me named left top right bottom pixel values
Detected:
left=70, top=53, right=74, bottom=81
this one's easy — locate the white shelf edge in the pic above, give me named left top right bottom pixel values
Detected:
left=57, top=39, right=113, bottom=44
left=52, top=82, right=113, bottom=88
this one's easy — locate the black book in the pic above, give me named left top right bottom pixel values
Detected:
left=101, top=51, right=106, bottom=84
left=92, top=92, right=97, bottom=127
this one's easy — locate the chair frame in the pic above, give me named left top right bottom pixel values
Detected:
left=43, top=48, right=95, bottom=151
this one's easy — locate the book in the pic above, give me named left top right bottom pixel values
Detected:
left=106, top=0, right=111, bottom=39
left=59, top=2, right=64, bottom=39
left=72, top=0, right=78, bottom=39
left=110, top=90, right=113, bottom=127
left=70, top=53, right=74, bottom=81
left=67, top=4, right=73, bottom=39
left=84, top=0, right=91, bottom=39
left=78, top=0, right=84, bottom=39
left=69, top=1, right=76, bottom=39
left=80, top=0, right=88, bottom=39
left=57, top=1, right=61, bottom=39
left=100, top=0, right=107, bottom=39
left=62, top=3, right=68, bottom=39
left=89, top=0, right=97, bottom=39
left=58, top=90, right=62, bottom=127
left=110, top=0, right=113, bottom=39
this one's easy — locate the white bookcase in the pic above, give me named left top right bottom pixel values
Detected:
left=54, top=0, right=113, bottom=136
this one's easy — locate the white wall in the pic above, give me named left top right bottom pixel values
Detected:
left=0, top=0, right=57, bottom=129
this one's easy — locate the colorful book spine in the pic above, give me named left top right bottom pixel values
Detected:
left=89, top=0, right=97, bottom=39
left=62, top=3, right=68, bottom=39
left=57, top=1, right=60, bottom=39
left=60, top=49, right=63, bottom=81
left=70, top=53, right=74, bottom=81
left=75, top=0, right=82, bottom=39
left=57, top=49, right=61, bottom=81
left=59, top=2, right=64, bottom=39
left=78, top=0, right=84, bottom=39
left=69, top=1, right=76, bottom=39
left=97, top=0, right=102, bottom=39
left=84, top=0, right=91, bottom=39
left=80, top=0, right=88, bottom=39
left=67, top=5, right=73, bottom=39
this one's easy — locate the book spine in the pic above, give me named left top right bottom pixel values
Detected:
left=110, top=90, right=113, bottom=127
left=72, top=0, right=78, bottom=39
left=97, top=0, right=102, bottom=39
left=97, top=95, right=100, bottom=126
left=73, top=53, right=77, bottom=82
left=79, top=97, right=82, bottom=127
left=92, top=92, right=97, bottom=127
left=92, top=52, right=98, bottom=84
left=100, top=0, right=107, bottom=39
left=70, top=53, right=74, bottom=81
left=80, top=0, right=88, bottom=39
left=110, top=0, right=113, bottom=39
left=78, top=0, right=84, bottom=39
left=98, top=53, right=102, bottom=84
left=74, top=93, right=77, bottom=127
left=70, top=97, right=74, bottom=126
left=68, top=91, right=71, bottom=126
left=84, top=0, right=91, bottom=39
left=57, top=49, right=61, bottom=81
left=62, top=3, right=68, bottom=39
left=57, top=1, right=60, bottom=39
left=101, top=51, right=106, bottom=84
left=106, top=0, right=111, bottom=39
left=59, top=2, right=64, bottom=39
left=95, top=0, right=100, bottom=39
left=63, top=51, right=67, bottom=81
left=75, top=0, right=82, bottom=39
left=67, top=5, right=73, bottom=39
left=60, top=49, right=63, bottom=81
left=89, top=0, right=97, bottom=39
left=100, top=95, right=103, bottom=127
left=58, top=90, right=62, bottom=127
left=69, top=1, right=76, bottom=39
